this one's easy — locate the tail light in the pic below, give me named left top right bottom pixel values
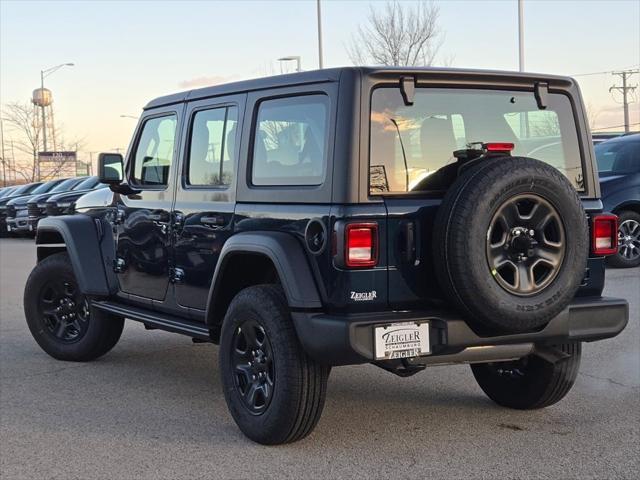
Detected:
left=484, top=142, right=515, bottom=153
left=345, top=223, right=378, bottom=267
left=592, top=214, right=618, bottom=256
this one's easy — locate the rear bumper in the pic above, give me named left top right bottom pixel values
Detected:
left=292, top=296, right=629, bottom=366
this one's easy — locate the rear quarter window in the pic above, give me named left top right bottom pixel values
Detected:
left=251, top=94, right=329, bottom=186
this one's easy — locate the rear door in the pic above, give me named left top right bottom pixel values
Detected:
left=172, top=94, right=245, bottom=312
left=366, top=81, right=587, bottom=310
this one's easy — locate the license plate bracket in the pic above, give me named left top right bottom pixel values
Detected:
left=374, top=321, right=430, bottom=360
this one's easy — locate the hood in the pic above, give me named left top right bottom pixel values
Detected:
left=75, top=187, right=114, bottom=211
left=0, top=193, right=31, bottom=207
left=27, top=192, right=60, bottom=206
left=47, top=188, right=95, bottom=203
left=6, top=193, right=41, bottom=207
left=598, top=173, right=626, bottom=183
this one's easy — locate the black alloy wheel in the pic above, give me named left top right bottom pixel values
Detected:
left=38, top=278, right=90, bottom=343
left=231, top=319, right=275, bottom=415
left=486, top=193, right=566, bottom=296
left=24, top=252, right=125, bottom=361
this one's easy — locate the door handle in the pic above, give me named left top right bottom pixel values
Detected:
left=200, top=215, right=225, bottom=226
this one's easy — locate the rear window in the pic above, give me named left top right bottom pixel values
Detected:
left=369, top=87, right=584, bottom=194
left=595, top=140, right=639, bottom=174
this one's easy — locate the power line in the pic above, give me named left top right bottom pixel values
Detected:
left=572, top=65, right=639, bottom=77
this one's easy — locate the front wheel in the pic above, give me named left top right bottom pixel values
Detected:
left=471, top=343, right=581, bottom=409
left=24, top=252, right=124, bottom=362
left=219, top=285, right=329, bottom=445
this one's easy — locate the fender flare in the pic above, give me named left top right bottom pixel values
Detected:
left=205, top=231, right=322, bottom=325
left=36, top=216, right=116, bottom=296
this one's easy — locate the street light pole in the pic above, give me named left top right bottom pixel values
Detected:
left=39, top=62, right=74, bottom=153
left=317, top=0, right=324, bottom=69
left=40, top=70, right=47, bottom=153
left=518, top=0, right=524, bottom=72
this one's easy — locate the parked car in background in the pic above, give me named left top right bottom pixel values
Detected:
left=596, top=134, right=640, bottom=267
left=26, top=177, right=88, bottom=231
left=592, top=132, right=625, bottom=146
left=0, top=182, right=43, bottom=236
left=0, top=186, right=18, bottom=199
left=43, top=176, right=107, bottom=218
left=4, top=179, right=67, bottom=235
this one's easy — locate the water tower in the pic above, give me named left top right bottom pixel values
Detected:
left=31, top=87, right=57, bottom=151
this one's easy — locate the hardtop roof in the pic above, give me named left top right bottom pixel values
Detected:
left=144, top=66, right=577, bottom=110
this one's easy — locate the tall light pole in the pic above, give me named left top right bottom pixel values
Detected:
left=518, top=0, right=524, bottom=72
left=278, top=56, right=302, bottom=73
left=317, top=0, right=324, bottom=69
left=40, top=62, right=74, bottom=152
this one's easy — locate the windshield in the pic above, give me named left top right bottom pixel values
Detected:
left=0, top=187, right=16, bottom=198
left=49, top=177, right=84, bottom=193
left=369, top=87, right=584, bottom=194
left=73, top=176, right=99, bottom=190
left=595, top=139, right=639, bottom=174
left=30, top=180, right=61, bottom=195
left=10, top=183, right=37, bottom=195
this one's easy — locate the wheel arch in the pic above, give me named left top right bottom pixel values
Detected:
left=205, top=231, right=322, bottom=335
left=612, top=201, right=640, bottom=217
left=36, top=216, right=117, bottom=297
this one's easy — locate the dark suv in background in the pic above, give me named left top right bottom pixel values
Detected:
left=24, top=67, right=628, bottom=444
left=596, top=134, right=640, bottom=267
left=4, top=179, right=67, bottom=235
left=42, top=176, right=106, bottom=219
left=0, top=182, right=43, bottom=236
left=25, top=176, right=90, bottom=232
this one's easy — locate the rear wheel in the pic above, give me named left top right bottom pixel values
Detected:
left=220, top=285, right=329, bottom=445
left=24, top=252, right=124, bottom=361
left=608, top=210, right=640, bottom=268
left=471, top=343, right=581, bottom=409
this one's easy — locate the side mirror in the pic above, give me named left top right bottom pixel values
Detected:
left=98, top=153, right=124, bottom=185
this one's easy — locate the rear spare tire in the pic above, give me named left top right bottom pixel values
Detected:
left=433, top=156, right=588, bottom=333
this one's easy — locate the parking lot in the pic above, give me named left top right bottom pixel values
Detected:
left=0, top=237, right=638, bottom=479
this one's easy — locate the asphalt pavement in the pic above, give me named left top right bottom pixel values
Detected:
left=0, top=237, right=638, bottom=479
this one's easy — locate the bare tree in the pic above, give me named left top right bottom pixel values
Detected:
left=2, top=102, right=83, bottom=182
left=348, top=1, right=442, bottom=67
left=1, top=102, right=41, bottom=182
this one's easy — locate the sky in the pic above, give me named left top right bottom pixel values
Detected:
left=1, top=0, right=639, bottom=165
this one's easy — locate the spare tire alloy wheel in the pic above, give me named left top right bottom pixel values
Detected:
left=487, top=194, right=566, bottom=296
left=433, top=157, right=588, bottom=333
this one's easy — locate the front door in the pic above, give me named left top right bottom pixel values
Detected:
left=172, top=95, right=245, bottom=311
left=115, top=107, right=183, bottom=301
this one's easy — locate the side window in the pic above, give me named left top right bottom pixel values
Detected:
left=252, top=94, right=329, bottom=186
left=132, top=115, right=177, bottom=187
left=187, top=106, right=238, bottom=187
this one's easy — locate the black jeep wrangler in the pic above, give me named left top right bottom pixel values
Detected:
left=24, top=67, right=629, bottom=445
